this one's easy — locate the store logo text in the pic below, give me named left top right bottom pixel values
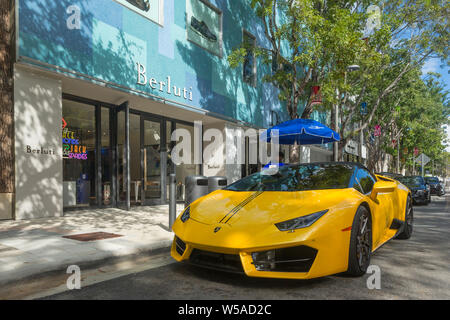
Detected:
left=136, top=62, right=193, bottom=101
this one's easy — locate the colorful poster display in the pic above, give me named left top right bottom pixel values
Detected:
left=62, top=118, right=88, bottom=160
left=187, top=0, right=222, bottom=57
left=113, top=0, right=163, bottom=25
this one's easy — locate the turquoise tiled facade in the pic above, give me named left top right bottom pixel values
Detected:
left=18, top=0, right=289, bottom=127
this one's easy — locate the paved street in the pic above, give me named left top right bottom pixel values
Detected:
left=33, top=195, right=450, bottom=300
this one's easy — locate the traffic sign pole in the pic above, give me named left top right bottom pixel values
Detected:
left=421, top=154, right=424, bottom=177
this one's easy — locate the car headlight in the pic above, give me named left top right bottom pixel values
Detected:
left=180, top=206, right=190, bottom=223
left=275, top=210, right=328, bottom=231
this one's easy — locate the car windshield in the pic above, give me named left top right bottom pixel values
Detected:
left=425, top=177, right=439, bottom=183
left=225, top=163, right=354, bottom=192
left=377, top=172, right=398, bottom=178
left=397, top=176, right=424, bottom=187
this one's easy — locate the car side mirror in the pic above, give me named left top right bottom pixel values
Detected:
left=370, top=181, right=396, bottom=201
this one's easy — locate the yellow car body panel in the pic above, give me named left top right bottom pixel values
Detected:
left=171, top=174, right=410, bottom=279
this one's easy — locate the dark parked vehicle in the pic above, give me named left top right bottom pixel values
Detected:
left=397, top=176, right=431, bottom=205
left=424, top=177, right=445, bottom=196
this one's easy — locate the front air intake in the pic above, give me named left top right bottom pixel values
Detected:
left=175, top=237, right=186, bottom=256
left=252, top=245, right=318, bottom=273
left=189, top=249, right=244, bottom=273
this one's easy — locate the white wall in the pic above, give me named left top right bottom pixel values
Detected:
left=310, top=146, right=333, bottom=162
left=202, top=122, right=226, bottom=177
left=202, top=122, right=244, bottom=184
left=224, top=123, right=243, bottom=184
left=14, top=66, right=63, bottom=219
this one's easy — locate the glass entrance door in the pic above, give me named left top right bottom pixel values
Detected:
left=116, top=102, right=131, bottom=210
left=141, top=118, right=163, bottom=204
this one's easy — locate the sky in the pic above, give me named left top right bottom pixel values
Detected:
left=421, top=58, right=450, bottom=152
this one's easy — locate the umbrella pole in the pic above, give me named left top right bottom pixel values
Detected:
left=298, top=142, right=302, bottom=164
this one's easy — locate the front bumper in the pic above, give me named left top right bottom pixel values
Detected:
left=412, top=191, right=428, bottom=203
left=170, top=201, right=359, bottom=279
left=429, top=186, right=443, bottom=195
left=171, top=233, right=348, bottom=280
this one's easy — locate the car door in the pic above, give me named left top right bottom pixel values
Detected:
left=355, top=168, right=390, bottom=249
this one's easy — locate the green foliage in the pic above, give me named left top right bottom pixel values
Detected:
left=229, top=0, right=449, bottom=166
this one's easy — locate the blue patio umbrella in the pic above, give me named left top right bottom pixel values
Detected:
left=261, top=118, right=340, bottom=145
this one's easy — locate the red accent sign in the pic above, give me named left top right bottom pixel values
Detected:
left=310, top=86, right=322, bottom=105
left=374, top=125, right=381, bottom=137
left=62, top=118, right=67, bottom=129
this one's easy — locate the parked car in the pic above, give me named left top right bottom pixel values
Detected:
left=424, top=177, right=445, bottom=196
left=171, top=162, right=413, bottom=280
left=397, top=176, right=431, bottom=205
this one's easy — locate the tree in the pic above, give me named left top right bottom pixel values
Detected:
left=365, top=69, right=449, bottom=173
left=0, top=0, right=15, bottom=199
left=335, top=0, right=449, bottom=161
left=229, top=0, right=449, bottom=163
left=399, top=75, right=450, bottom=174
left=228, top=0, right=371, bottom=161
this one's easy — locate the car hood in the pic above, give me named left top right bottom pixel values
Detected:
left=190, top=189, right=350, bottom=226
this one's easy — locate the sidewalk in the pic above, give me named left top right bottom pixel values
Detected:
left=0, top=205, right=184, bottom=286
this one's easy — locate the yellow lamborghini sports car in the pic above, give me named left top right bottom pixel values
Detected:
left=171, top=162, right=413, bottom=279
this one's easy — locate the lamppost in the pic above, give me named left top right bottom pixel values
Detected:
left=334, top=64, right=360, bottom=162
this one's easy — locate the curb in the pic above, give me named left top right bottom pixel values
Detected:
left=0, top=240, right=173, bottom=287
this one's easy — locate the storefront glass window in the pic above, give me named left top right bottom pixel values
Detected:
left=130, top=114, right=141, bottom=204
left=143, top=119, right=161, bottom=200
left=243, top=31, right=256, bottom=86
left=62, top=100, right=96, bottom=208
left=101, top=107, right=111, bottom=205
left=117, top=112, right=126, bottom=202
left=166, top=121, right=174, bottom=200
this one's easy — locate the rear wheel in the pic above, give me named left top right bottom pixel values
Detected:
left=397, top=196, right=413, bottom=239
left=346, top=206, right=372, bottom=276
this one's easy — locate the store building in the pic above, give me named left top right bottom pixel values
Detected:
left=4, top=0, right=334, bottom=220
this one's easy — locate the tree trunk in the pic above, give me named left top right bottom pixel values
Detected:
left=0, top=0, right=15, bottom=196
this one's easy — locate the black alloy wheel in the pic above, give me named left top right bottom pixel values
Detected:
left=397, top=196, right=413, bottom=239
left=346, top=206, right=372, bottom=276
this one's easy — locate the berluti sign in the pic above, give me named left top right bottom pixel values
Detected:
left=26, top=145, right=57, bottom=155
left=136, top=62, right=194, bottom=101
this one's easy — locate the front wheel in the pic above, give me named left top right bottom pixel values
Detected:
left=346, top=206, right=372, bottom=276
left=397, top=196, right=413, bottom=239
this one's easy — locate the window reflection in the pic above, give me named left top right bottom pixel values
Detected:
left=226, top=164, right=354, bottom=192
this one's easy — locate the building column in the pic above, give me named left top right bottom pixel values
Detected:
left=0, top=0, right=15, bottom=220
left=14, top=66, right=63, bottom=219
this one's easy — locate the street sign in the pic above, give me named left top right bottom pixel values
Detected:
left=344, top=140, right=359, bottom=156
left=360, top=102, right=368, bottom=115
left=415, top=153, right=430, bottom=166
